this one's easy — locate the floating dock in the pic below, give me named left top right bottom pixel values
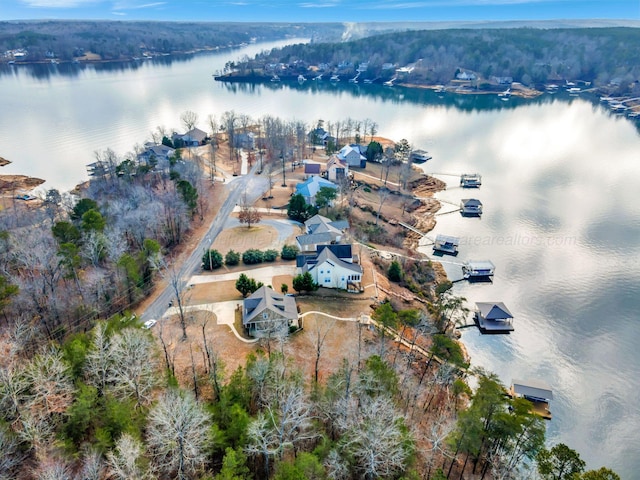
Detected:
left=474, top=302, right=514, bottom=334
left=462, top=260, right=495, bottom=279
left=460, top=173, right=482, bottom=188
left=460, top=198, right=483, bottom=216
left=433, top=234, right=460, bottom=255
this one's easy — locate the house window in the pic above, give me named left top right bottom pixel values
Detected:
left=320, top=270, right=323, bottom=274
left=262, top=312, right=268, bottom=320
left=324, top=278, right=331, bottom=283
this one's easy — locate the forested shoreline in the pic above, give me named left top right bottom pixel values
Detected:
left=228, top=27, right=640, bottom=94
left=0, top=21, right=345, bottom=63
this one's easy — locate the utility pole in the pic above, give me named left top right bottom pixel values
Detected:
left=281, top=151, right=286, bottom=187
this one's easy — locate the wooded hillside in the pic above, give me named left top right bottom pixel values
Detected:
left=245, top=27, right=640, bottom=90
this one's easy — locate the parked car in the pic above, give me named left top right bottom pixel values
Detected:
left=142, top=319, right=157, bottom=329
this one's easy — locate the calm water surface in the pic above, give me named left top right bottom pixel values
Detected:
left=1, top=41, right=639, bottom=477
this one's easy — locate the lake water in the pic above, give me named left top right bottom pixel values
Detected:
left=1, top=40, right=639, bottom=477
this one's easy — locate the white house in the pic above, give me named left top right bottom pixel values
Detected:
left=337, top=144, right=366, bottom=168
left=326, top=156, right=349, bottom=182
left=297, top=244, right=362, bottom=292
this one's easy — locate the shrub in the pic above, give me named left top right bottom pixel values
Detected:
left=242, top=249, right=264, bottom=265
left=202, top=249, right=223, bottom=270
left=263, top=249, right=278, bottom=262
left=281, top=244, right=299, bottom=260
left=225, top=250, right=240, bottom=266
left=388, top=260, right=403, bottom=282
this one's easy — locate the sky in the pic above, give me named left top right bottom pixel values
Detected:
left=1, top=0, right=639, bottom=23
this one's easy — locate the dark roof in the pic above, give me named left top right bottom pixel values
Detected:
left=310, top=246, right=362, bottom=274
left=305, top=163, right=322, bottom=174
left=461, top=198, right=482, bottom=207
left=476, top=302, right=514, bottom=320
left=317, top=244, right=352, bottom=260
left=512, top=379, right=553, bottom=401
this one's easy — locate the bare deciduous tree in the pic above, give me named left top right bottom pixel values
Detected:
left=146, top=389, right=211, bottom=480
left=108, top=328, right=158, bottom=406
left=107, top=433, right=150, bottom=480
left=180, top=110, right=199, bottom=132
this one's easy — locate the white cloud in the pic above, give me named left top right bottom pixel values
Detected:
left=299, top=1, right=341, bottom=8
left=112, top=0, right=166, bottom=9
left=364, top=0, right=574, bottom=9
left=20, top=0, right=100, bottom=7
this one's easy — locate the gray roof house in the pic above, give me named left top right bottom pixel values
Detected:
left=337, top=144, right=367, bottom=168
left=137, top=142, right=176, bottom=168
left=243, top=286, right=298, bottom=338
left=172, top=127, right=208, bottom=147
left=296, top=214, right=349, bottom=251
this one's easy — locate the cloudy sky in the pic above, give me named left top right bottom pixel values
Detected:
left=1, top=0, right=639, bottom=22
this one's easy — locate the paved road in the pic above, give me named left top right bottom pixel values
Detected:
left=141, top=164, right=267, bottom=322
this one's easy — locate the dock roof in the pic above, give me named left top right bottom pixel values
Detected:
left=476, top=302, right=513, bottom=320
left=512, top=379, right=553, bottom=401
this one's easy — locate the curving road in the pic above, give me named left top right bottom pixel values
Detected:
left=141, top=162, right=267, bottom=322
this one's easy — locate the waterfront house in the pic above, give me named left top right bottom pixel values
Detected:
left=460, top=173, right=482, bottom=188
left=337, top=144, right=367, bottom=168
left=297, top=244, right=363, bottom=292
left=137, top=142, right=176, bottom=168
left=474, top=302, right=514, bottom=334
left=509, top=379, right=553, bottom=420
left=433, top=234, right=460, bottom=255
left=460, top=198, right=483, bottom=216
left=243, top=286, right=298, bottom=338
left=172, top=127, right=208, bottom=147
left=308, top=127, right=335, bottom=146
left=295, top=177, right=338, bottom=206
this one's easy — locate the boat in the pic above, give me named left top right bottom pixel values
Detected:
left=567, top=87, right=581, bottom=95
left=330, top=74, right=340, bottom=82
left=498, top=87, right=511, bottom=98
left=460, top=173, right=482, bottom=188
left=434, top=85, right=446, bottom=93
left=270, top=75, right=280, bottom=82
left=462, top=260, right=495, bottom=279
left=7, top=60, right=15, bottom=65
left=313, top=74, right=322, bottom=81
left=363, top=79, right=373, bottom=84
left=383, top=78, right=395, bottom=86
left=433, top=234, right=460, bottom=255
left=297, top=75, right=306, bottom=83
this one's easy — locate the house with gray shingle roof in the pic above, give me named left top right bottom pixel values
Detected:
left=243, top=286, right=298, bottom=338
left=297, top=244, right=362, bottom=292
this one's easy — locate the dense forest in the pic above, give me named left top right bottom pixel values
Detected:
left=0, top=21, right=345, bottom=62
left=236, top=27, right=640, bottom=92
